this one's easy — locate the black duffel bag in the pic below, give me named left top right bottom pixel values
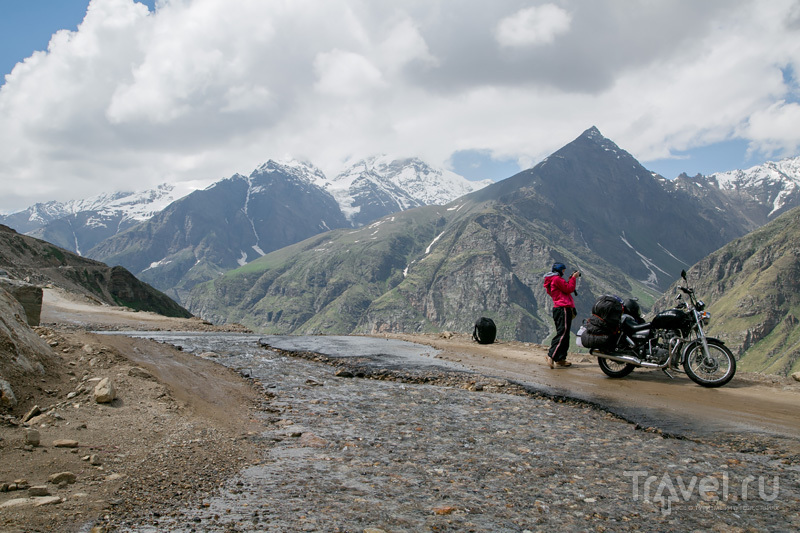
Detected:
left=472, top=317, right=497, bottom=344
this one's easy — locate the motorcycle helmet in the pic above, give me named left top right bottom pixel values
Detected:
left=623, top=298, right=642, bottom=321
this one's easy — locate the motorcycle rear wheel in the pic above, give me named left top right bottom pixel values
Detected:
left=683, top=338, right=736, bottom=388
left=598, top=357, right=635, bottom=378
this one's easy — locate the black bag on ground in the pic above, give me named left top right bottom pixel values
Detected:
left=472, top=317, right=497, bottom=344
left=580, top=295, right=623, bottom=351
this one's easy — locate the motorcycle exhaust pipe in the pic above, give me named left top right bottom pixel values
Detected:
left=593, top=353, right=663, bottom=369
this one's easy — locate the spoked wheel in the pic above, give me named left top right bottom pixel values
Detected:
left=683, top=338, right=736, bottom=388
left=598, top=357, right=635, bottom=378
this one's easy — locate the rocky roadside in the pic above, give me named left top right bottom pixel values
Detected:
left=0, top=323, right=267, bottom=533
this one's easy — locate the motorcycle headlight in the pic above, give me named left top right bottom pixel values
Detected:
left=696, top=300, right=706, bottom=311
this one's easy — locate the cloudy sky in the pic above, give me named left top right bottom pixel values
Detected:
left=1, top=0, right=799, bottom=214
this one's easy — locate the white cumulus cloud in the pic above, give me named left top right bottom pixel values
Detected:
left=495, top=4, right=572, bottom=47
left=0, top=0, right=798, bottom=213
left=314, top=50, right=385, bottom=97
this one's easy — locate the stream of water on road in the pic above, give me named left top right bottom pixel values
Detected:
left=97, top=332, right=800, bottom=533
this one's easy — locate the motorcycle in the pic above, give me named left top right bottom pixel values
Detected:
left=587, top=270, right=736, bottom=388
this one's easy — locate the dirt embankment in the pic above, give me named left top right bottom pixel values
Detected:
left=1, top=289, right=266, bottom=532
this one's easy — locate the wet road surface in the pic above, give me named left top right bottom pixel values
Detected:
left=130, top=332, right=800, bottom=442
left=111, top=332, right=800, bottom=532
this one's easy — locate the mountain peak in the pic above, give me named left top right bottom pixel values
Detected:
left=254, top=159, right=327, bottom=184
left=582, top=125, right=603, bottom=139
left=322, top=156, right=490, bottom=225
left=576, top=125, right=625, bottom=152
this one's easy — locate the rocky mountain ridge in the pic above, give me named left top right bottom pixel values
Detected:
left=1, top=157, right=490, bottom=305
left=710, top=156, right=800, bottom=217
left=83, top=158, right=490, bottom=304
left=85, top=163, right=348, bottom=304
left=0, top=224, right=191, bottom=319
left=666, top=156, right=800, bottom=231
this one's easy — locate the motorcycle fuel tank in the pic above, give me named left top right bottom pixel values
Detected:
left=650, top=308, right=692, bottom=330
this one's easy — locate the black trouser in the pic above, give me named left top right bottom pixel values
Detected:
left=548, top=306, right=573, bottom=362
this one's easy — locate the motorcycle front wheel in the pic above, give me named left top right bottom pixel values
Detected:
left=598, top=357, right=635, bottom=378
left=683, top=338, right=736, bottom=388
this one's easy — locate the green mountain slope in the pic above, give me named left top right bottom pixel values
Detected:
left=186, top=197, right=658, bottom=342
left=657, top=206, right=800, bottom=375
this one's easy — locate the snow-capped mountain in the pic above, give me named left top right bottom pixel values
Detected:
left=667, top=156, right=800, bottom=229
left=1, top=157, right=490, bottom=255
left=709, top=156, right=800, bottom=217
left=318, top=156, right=493, bottom=226
left=80, top=157, right=490, bottom=303
left=0, top=183, right=197, bottom=255
left=1, top=183, right=187, bottom=233
left=88, top=161, right=349, bottom=303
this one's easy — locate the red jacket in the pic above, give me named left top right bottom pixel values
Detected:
left=543, top=272, right=576, bottom=308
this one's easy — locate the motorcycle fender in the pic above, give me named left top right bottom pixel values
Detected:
left=680, top=337, right=725, bottom=361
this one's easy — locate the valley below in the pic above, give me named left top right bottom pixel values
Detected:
left=1, top=290, right=798, bottom=532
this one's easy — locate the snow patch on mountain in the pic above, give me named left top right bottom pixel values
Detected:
left=425, top=231, right=446, bottom=254
left=656, top=243, right=689, bottom=266
left=143, top=257, right=173, bottom=272
left=243, top=174, right=264, bottom=256
left=620, top=232, right=670, bottom=288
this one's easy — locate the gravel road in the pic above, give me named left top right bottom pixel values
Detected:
left=111, top=333, right=800, bottom=533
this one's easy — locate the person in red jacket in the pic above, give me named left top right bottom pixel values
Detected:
left=542, top=262, right=579, bottom=368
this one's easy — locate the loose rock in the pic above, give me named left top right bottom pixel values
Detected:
left=93, top=377, right=116, bottom=403
left=48, top=472, right=77, bottom=485
left=28, top=486, right=50, bottom=497
left=127, top=367, right=154, bottom=380
left=24, top=428, right=40, bottom=446
left=22, top=405, right=41, bottom=423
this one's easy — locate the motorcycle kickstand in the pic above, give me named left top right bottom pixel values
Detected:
left=661, top=368, right=675, bottom=379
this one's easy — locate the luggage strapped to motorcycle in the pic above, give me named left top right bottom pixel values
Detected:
left=587, top=295, right=623, bottom=333
left=580, top=295, right=624, bottom=351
